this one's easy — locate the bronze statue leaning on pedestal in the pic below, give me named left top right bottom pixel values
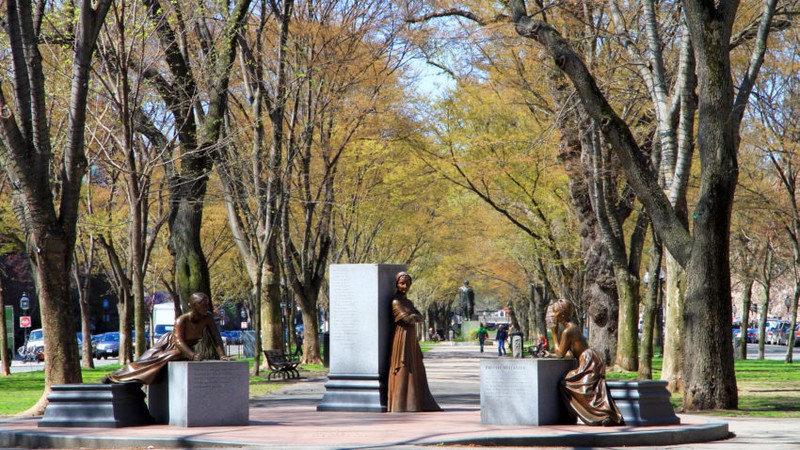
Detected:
left=551, top=298, right=623, bottom=426
left=387, top=271, right=441, bottom=412
left=102, top=292, right=231, bottom=385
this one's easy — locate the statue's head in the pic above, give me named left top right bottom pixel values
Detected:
left=553, top=298, right=575, bottom=321
left=463, top=279, right=469, bottom=286
left=396, top=271, right=412, bottom=287
left=188, top=292, right=210, bottom=314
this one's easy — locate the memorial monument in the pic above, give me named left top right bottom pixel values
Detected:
left=317, top=264, right=404, bottom=412
left=41, top=292, right=246, bottom=428
left=387, top=271, right=440, bottom=412
left=550, top=298, right=623, bottom=426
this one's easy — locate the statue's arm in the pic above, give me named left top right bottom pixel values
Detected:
left=393, top=299, right=423, bottom=324
left=174, top=315, right=200, bottom=360
left=206, top=317, right=228, bottom=358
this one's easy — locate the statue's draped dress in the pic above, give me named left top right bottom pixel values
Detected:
left=560, top=348, right=624, bottom=426
left=387, top=297, right=441, bottom=412
left=106, top=315, right=212, bottom=384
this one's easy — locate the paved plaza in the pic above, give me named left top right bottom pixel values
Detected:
left=1, top=344, right=798, bottom=449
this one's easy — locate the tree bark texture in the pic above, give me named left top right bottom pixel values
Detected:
left=661, top=255, right=685, bottom=392
left=0, top=276, right=10, bottom=376
left=639, top=238, right=663, bottom=379
left=739, top=279, right=754, bottom=360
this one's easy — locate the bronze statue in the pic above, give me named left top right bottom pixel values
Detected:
left=459, top=280, right=475, bottom=319
left=102, top=292, right=230, bottom=384
left=551, top=298, right=623, bottom=426
left=387, top=272, right=441, bottom=412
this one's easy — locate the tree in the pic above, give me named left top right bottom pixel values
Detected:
left=135, top=0, right=252, bottom=316
left=506, top=0, right=781, bottom=409
left=0, top=0, right=112, bottom=413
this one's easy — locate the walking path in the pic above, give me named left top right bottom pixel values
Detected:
left=1, top=344, right=798, bottom=449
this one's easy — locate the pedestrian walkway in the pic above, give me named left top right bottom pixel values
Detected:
left=0, top=344, right=796, bottom=449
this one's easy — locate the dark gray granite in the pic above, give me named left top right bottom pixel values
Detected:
left=38, top=383, right=154, bottom=428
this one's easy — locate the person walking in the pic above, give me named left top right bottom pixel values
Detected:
left=477, top=323, right=488, bottom=353
left=496, top=324, right=508, bottom=356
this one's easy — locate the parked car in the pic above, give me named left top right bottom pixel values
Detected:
left=153, top=324, right=174, bottom=342
left=221, top=330, right=242, bottom=345
left=767, top=321, right=791, bottom=345
left=795, top=324, right=800, bottom=347
left=17, top=328, right=45, bottom=362
left=93, top=332, right=120, bottom=359
left=735, top=327, right=758, bottom=343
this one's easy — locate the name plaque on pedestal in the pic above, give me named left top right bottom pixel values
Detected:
left=481, top=358, right=576, bottom=426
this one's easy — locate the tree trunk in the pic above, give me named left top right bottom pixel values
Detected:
left=0, top=276, right=10, bottom=376
left=739, top=279, right=754, bottom=360
left=639, top=238, right=663, bottom=379
left=786, top=289, right=799, bottom=364
left=300, top=301, right=321, bottom=364
left=661, top=254, right=685, bottom=392
left=170, top=193, right=211, bottom=310
left=682, top=174, right=738, bottom=410
left=530, top=284, right=548, bottom=339
left=613, top=269, right=639, bottom=371
left=22, top=238, right=83, bottom=415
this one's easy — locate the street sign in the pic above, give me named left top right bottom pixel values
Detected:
left=20, top=316, right=31, bottom=328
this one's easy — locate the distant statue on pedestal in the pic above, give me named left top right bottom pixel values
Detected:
left=459, top=280, right=475, bottom=319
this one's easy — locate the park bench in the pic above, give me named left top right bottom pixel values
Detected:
left=264, top=350, right=301, bottom=380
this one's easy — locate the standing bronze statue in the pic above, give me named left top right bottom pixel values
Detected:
left=102, top=292, right=230, bottom=384
left=459, top=280, right=475, bottom=319
left=551, top=298, right=623, bottom=426
left=387, top=272, right=441, bottom=412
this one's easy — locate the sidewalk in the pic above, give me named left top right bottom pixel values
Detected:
left=1, top=344, right=797, bottom=449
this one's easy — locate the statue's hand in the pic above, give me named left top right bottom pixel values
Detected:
left=192, top=353, right=204, bottom=361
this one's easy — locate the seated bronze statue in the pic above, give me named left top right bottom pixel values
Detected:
left=102, top=292, right=230, bottom=384
left=551, top=298, right=623, bottom=426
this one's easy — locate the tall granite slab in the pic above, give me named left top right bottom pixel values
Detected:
left=148, top=361, right=249, bottom=427
left=317, top=264, right=405, bottom=412
left=481, top=358, right=577, bottom=426
left=39, top=384, right=154, bottom=428
left=607, top=380, right=681, bottom=426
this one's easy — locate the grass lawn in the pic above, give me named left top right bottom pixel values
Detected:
left=605, top=357, right=800, bottom=418
left=0, top=358, right=323, bottom=417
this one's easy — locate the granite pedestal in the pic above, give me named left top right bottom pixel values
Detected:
left=39, top=383, right=154, bottom=428
left=318, top=264, right=405, bottom=412
left=607, top=380, right=681, bottom=426
left=481, top=358, right=577, bottom=426
left=148, top=361, right=249, bottom=427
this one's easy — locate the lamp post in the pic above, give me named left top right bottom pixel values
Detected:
left=280, top=301, right=288, bottom=355
left=19, top=292, right=30, bottom=350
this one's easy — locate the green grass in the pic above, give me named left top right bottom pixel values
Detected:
left=605, top=357, right=800, bottom=418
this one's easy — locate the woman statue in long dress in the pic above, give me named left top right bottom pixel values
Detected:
left=387, top=272, right=441, bottom=412
left=102, top=292, right=229, bottom=384
left=551, top=298, right=623, bottom=426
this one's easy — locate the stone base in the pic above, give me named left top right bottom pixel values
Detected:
left=607, top=380, right=681, bottom=426
left=481, top=358, right=577, bottom=426
left=39, top=384, right=154, bottom=428
left=316, top=374, right=385, bottom=412
left=148, top=361, right=249, bottom=427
